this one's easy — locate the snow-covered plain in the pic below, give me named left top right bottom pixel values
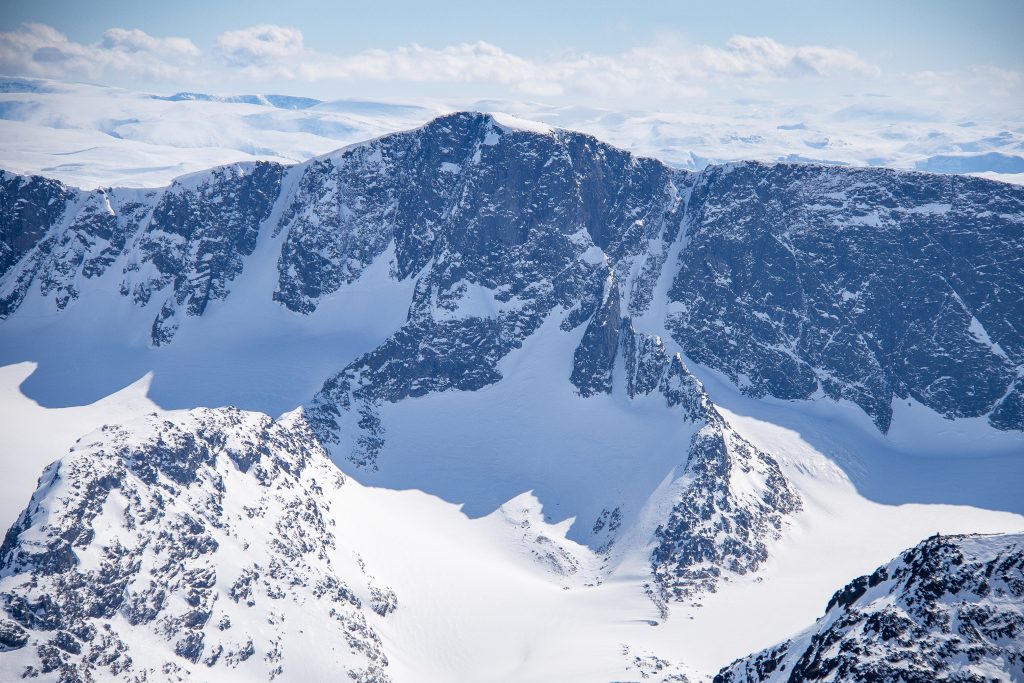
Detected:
left=1, top=239, right=1021, bottom=681
left=2, top=77, right=1023, bottom=189
left=0, top=78, right=444, bottom=188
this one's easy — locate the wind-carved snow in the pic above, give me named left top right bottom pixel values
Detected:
left=491, top=492, right=597, bottom=582
left=900, top=201, right=952, bottom=215
left=429, top=280, right=526, bottom=321
left=488, top=112, right=555, bottom=135
left=580, top=245, right=606, bottom=265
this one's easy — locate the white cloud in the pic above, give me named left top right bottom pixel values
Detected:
left=330, top=41, right=537, bottom=84
left=6, top=22, right=1015, bottom=118
left=209, top=25, right=880, bottom=100
left=702, top=36, right=879, bottom=78
left=0, top=22, right=880, bottom=98
left=99, top=28, right=200, bottom=58
left=1, top=21, right=1017, bottom=122
left=222, top=39, right=540, bottom=86
left=215, top=25, right=303, bottom=67
left=0, top=23, right=200, bottom=81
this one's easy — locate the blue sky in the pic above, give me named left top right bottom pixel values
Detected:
left=0, top=0, right=1021, bottom=117
left=3, top=1, right=1022, bottom=69
left=3, top=0, right=1022, bottom=70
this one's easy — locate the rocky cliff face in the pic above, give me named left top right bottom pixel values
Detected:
left=0, top=408, right=394, bottom=682
left=668, top=162, right=1024, bottom=432
left=0, top=164, right=286, bottom=343
left=716, top=532, right=1024, bottom=683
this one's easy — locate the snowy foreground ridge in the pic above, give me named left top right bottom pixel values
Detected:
left=718, top=533, right=1024, bottom=682
left=0, top=112, right=1022, bottom=682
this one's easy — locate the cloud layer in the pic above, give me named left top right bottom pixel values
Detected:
left=0, top=21, right=1018, bottom=121
left=0, top=22, right=878, bottom=98
left=216, top=25, right=304, bottom=67
left=0, top=23, right=200, bottom=81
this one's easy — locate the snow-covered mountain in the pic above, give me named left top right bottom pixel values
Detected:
left=717, top=532, right=1024, bottom=682
left=0, top=408, right=394, bottom=682
left=0, top=111, right=1021, bottom=681
left=3, top=112, right=1021, bottom=431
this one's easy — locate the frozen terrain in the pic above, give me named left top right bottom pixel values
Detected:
left=0, top=78, right=444, bottom=189
left=0, top=111, right=1022, bottom=681
left=2, top=77, right=1023, bottom=189
left=2, top=359, right=1020, bottom=681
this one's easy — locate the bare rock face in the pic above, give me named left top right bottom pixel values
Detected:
left=716, top=533, right=1024, bottom=683
left=0, top=408, right=394, bottom=683
left=0, top=163, right=285, bottom=345
left=667, top=162, right=1024, bottom=432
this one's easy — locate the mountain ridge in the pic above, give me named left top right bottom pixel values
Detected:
left=3, top=111, right=1021, bottom=434
left=716, top=532, right=1024, bottom=682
